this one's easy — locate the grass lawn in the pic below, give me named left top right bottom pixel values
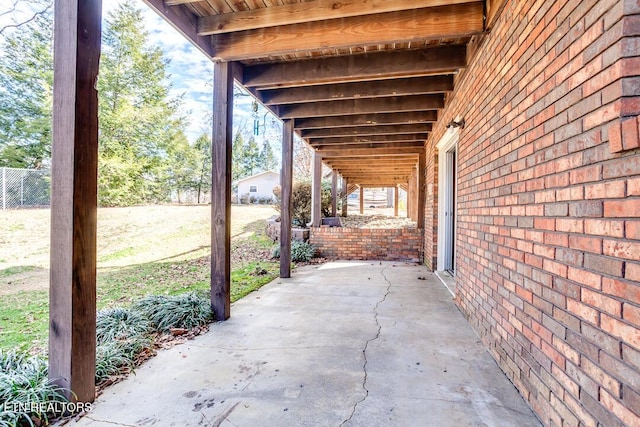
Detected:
left=0, top=204, right=281, bottom=353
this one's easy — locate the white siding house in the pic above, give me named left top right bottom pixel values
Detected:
left=236, top=170, right=279, bottom=204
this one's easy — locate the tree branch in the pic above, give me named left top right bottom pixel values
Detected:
left=0, top=2, right=52, bottom=36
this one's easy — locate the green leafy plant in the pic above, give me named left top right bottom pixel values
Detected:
left=132, top=292, right=213, bottom=333
left=272, top=241, right=316, bottom=263
left=94, top=308, right=153, bottom=384
left=0, top=350, right=67, bottom=427
left=272, top=181, right=333, bottom=226
left=96, top=307, right=150, bottom=344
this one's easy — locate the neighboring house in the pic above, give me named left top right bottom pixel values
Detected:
left=236, top=170, right=279, bottom=204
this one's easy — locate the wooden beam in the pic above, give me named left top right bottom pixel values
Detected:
left=339, top=174, right=415, bottom=180
left=211, top=61, right=240, bottom=321
left=243, top=46, right=467, bottom=88
left=394, top=185, right=399, bottom=216
left=261, top=76, right=454, bottom=105
left=333, top=167, right=416, bottom=174
left=301, top=124, right=432, bottom=138
left=331, top=170, right=338, bottom=217
left=280, top=119, right=294, bottom=278
left=142, top=0, right=213, bottom=58
left=359, top=186, right=364, bottom=214
left=164, top=0, right=200, bottom=5
left=327, top=162, right=418, bottom=168
left=49, top=0, right=101, bottom=402
left=315, top=142, right=425, bottom=151
left=309, top=134, right=429, bottom=145
left=281, top=95, right=443, bottom=119
left=486, top=0, right=508, bottom=30
left=211, top=3, right=483, bottom=61
left=407, top=171, right=415, bottom=220
left=324, top=155, right=418, bottom=162
left=199, top=0, right=478, bottom=35
left=295, top=112, right=438, bottom=130
left=318, top=146, right=425, bottom=157
left=342, top=177, right=348, bottom=217
left=311, top=151, right=323, bottom=227
left=356, top=181, right=409, bottom=187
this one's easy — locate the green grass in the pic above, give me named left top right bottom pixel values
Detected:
left=0, top=214, right=281, bottom=353
left=0, top=265, right=37, bottom=278
left=0, top=291, right=49, bottom=353
left=231, top=261, right=280, bottom=301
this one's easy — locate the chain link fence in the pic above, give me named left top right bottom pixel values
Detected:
left=0, top=167, right=50, bottom=209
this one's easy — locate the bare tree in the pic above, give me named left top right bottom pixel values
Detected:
left=0, top=0, right=52, bottom=36
left=293, top=137, right=313, bottom=180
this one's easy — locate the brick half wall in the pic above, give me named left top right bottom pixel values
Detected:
left=310, top=227, right=423, bottom=262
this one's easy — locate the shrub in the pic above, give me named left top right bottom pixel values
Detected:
left=96, top=307, right=150, bottom=344
left=0, top=350, right=68, bottom=427
left=272, top=241, right=316, bottom=263
left=95, top=308, right=153, bottom=384
left=132, top=292, right=213, bottom=333
left=272, top=181, right=333, bottom=226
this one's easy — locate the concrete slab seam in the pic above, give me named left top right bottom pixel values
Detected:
left=339, top=264, right=393, bottom=427
left=77, top=416, right=137, bottom=427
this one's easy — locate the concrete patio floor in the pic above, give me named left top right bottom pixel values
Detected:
left=72, top=261, right=541, bottom=427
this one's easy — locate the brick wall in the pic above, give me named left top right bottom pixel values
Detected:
left=310, top=227, right=423, bottom=262
left=425, top=0, right=640, bottom=425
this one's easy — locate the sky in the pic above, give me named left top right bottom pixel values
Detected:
left=0, top=0, right=282, bottom=150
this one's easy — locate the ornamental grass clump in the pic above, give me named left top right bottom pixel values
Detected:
left=271, top=241, right=316, bottom=263
left=132, top=292, right=212, bottom=333
left=0, top=350, right=67, bottom=427
left=94, top=307, right=153, bottom=384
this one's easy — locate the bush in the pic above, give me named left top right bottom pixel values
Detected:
left=272, top=181, right=332, bottom=226
left=132, top=292, right=213, bottom=333
left=95, top=308, right=153, bottom=384
left=271, top=241, right=316, bottom=263
left=0, top=350, right=68, bottom=427
left=96, top=307, right=150, bottom=344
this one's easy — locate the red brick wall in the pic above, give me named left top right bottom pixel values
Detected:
left=424, top=144, right=438, bottom=270
left=310, top=227, right=423, bottom=262
left=425, top=0, right=640, bottom=425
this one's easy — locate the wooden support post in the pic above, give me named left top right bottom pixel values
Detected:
left=331, top=170, right=338, bottom=217
left=342, top=177, right=348, bottom=217
left=359, top=186, right=364, bottom=214
left=311, top=151, right=322, bottom=227
left=280, top=119, right=294, bottom=278
left=49, top=0, right=101, bottom=402
left=411, top=168, right=418, bottom=222
left=394, top=185, right=399, bottom=217
left=417, top=151, right=426, bottom=229
left=407, top=178, right=413, bottom=219
left=211, top=61, right=240, bottom=321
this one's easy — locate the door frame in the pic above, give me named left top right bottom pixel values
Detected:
left=436, top=127, right=459, bottom=272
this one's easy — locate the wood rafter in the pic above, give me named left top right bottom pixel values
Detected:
left=309, top=134, right=429, bottom=145
left=209, top=3, right=483, bottom=61
left=142, top=0, right=213, bottom=57
left=295, top=112, right=438, bottom=129
left=301, top=124, right=432, bottom=138
left=315, top=141, right=425, bottom=151
left=260, top=76, right=454, bottom=105
left=318, top=146, right=425, bottom=156
left=243, top=46, right=466, bottom=88
left=198, top=0, right=478, bottom=35
left=281, top=95, right=443, bottom=119
left=164, top=0, right=200, bottom=5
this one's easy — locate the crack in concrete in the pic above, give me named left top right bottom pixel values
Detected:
left=211, top=401, right=240, bottom=427
left=81, top=416, right=138, bottom=427
left=339, top=264, right=393, bottom=427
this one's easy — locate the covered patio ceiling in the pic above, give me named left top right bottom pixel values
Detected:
left=143, top=0, right=505, bottom=187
